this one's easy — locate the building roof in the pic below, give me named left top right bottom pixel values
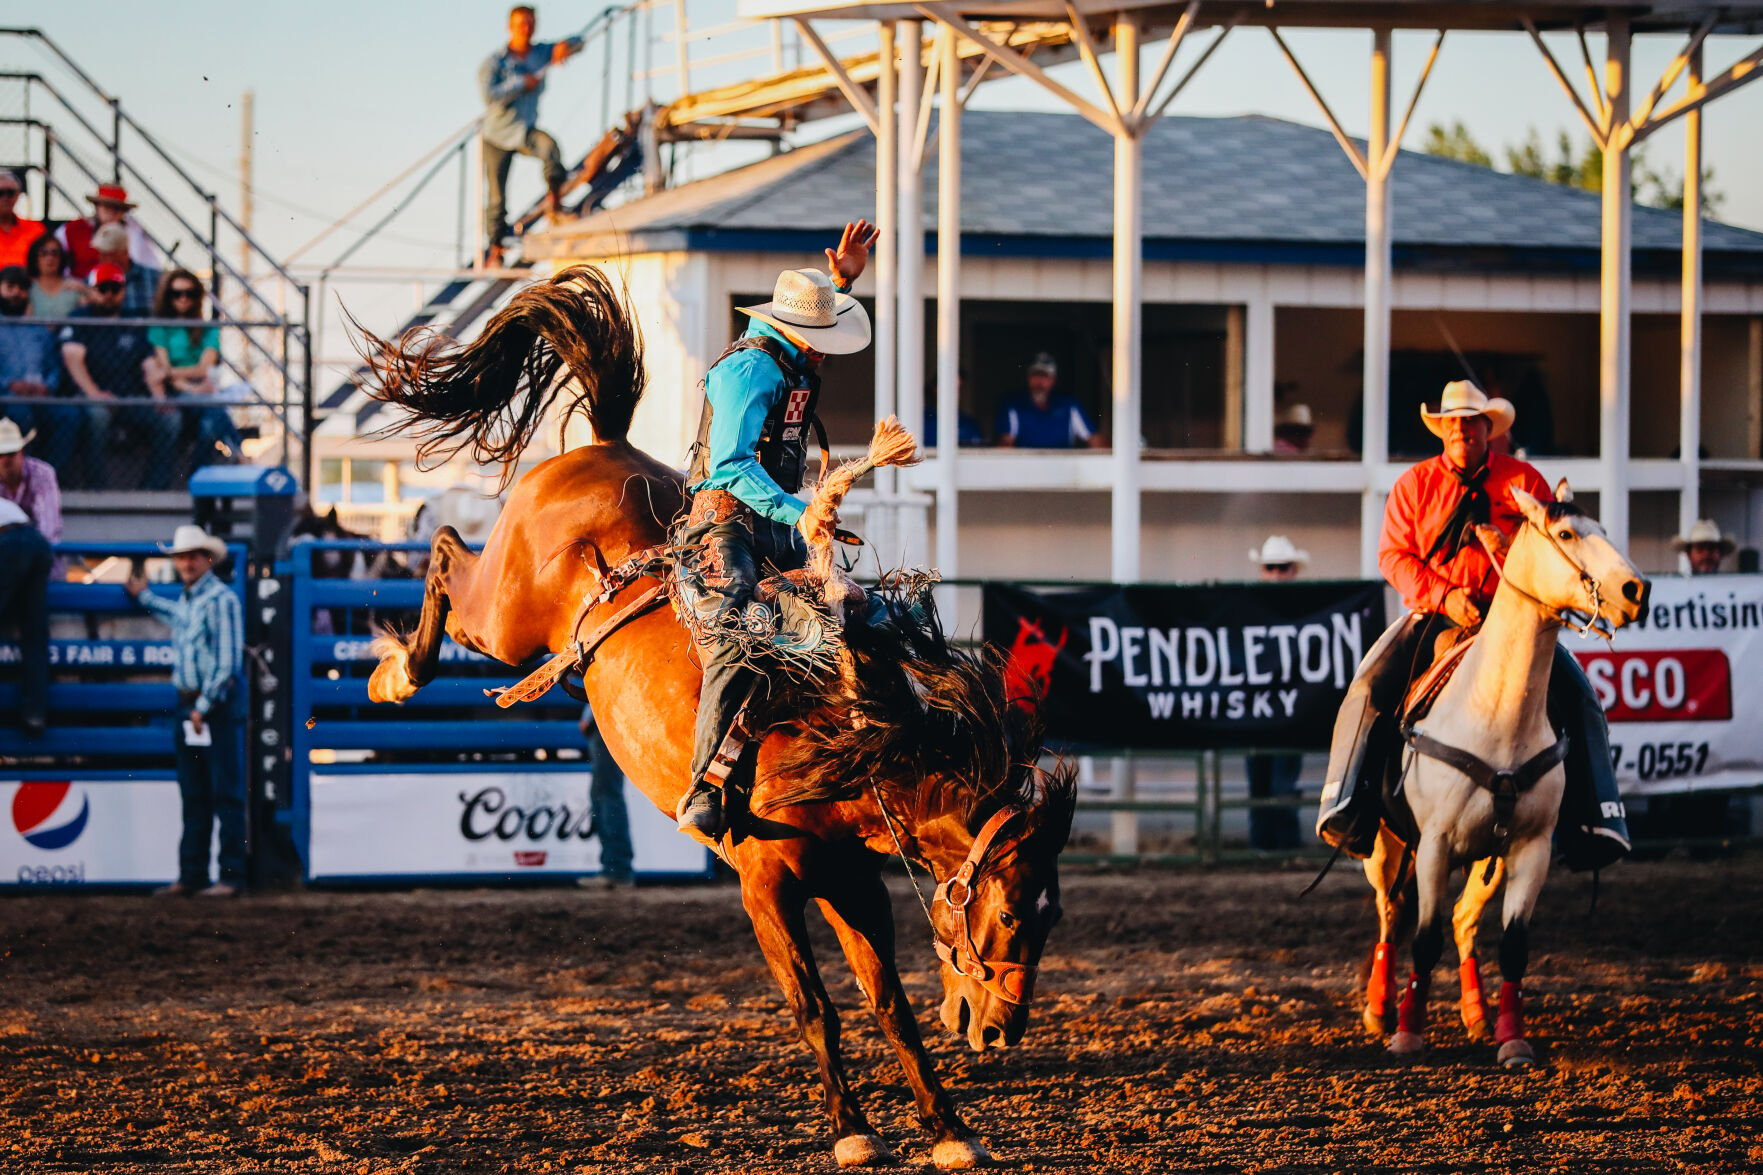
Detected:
left=531, top=110, right=1763, bottom=276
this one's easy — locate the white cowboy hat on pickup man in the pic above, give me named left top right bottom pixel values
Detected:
left=1250, top=535, right=1309, bottom=567
left=1421, top=380, right=1514, bottom=439
left=1672, top=518, right=1736, bottom=556
left=0, top=418, right=35, bottom=454
left=159, top=524, right=227, bottom=560
left=737, top=268, right=871, bottom=356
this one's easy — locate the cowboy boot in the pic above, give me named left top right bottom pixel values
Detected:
left=1549, top=647, right=1631, bottom=871
left=676, top=781, right=724, bottom=838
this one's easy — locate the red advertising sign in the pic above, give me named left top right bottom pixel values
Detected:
left=1572, top=648, right=1733, bottom=723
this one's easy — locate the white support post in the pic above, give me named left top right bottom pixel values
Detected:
left=1244, top=296, right=1275, bottom=452
left=897, top=19, right=927, bottom=566
left=874, top=22, right=899, bottom=549
left=1600, top=16, right=1633, bottom=550
left=1679, top=45, right=1704, bottom=570
left=1360, top=28, right=1393, bottom=576
left=1111, top=11, right=1142, bottom=583
left=936, top=25, right=962, bottom=582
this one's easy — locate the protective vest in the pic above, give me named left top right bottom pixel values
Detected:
left=687, top=335, right=824, bottom=496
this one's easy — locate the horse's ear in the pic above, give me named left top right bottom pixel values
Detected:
left=1511, top=485, right=1547, bottom=526
left=1554, top=477, right=1573, bottom=504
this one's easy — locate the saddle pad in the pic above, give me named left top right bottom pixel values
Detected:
left=1399, top=634, right=1475, bottom=727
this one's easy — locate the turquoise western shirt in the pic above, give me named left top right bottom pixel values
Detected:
left=691, top=320, right=813, bottom=526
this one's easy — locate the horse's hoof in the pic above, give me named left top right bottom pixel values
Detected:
left=367, top=662, right=415, bottom=704
left=1462, top=1010, right=1489, bottom=1041
left=931, top=1137, right=992, bottom=1170
left=1388, top=1031, right=1426, bottom=1056
left=1362, top=1006, right=1389, bottom=1037
left=834, top=1134, right=897, bottom=1168
left=1497, top=1039, right=1537, bottom=1069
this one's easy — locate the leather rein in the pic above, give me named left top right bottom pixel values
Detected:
left=873, top=793, right=1040, bottom=1007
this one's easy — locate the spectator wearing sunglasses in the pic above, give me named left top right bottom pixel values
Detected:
left=89, top=222, right=155, bottom=315
left=148, top=271, right=239, bottom=468
left=57, top=264, right=179, bottom=490
left=0, top=170, right=45, bottom=270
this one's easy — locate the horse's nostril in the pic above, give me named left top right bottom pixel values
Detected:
left=1622, top=579, right=1645, bottom=605
left=981, top=1024, right=1002, bottom=1047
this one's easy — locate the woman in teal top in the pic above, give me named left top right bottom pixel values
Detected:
left=25, top=234, right=89, bottom=319
left=148, top=269, right=239, bottom=468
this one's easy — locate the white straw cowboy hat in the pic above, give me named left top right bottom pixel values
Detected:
left=1250, top=535, right=1310, bottom=566
left=159, top=524, right=227, bottom=559
left=1275, top=402, right=1313, bottom=429
left=1420, top=380, right=1514, bottom=439
left=0, top=418, right=35, bottom=454
left=737, top=269, right=871, bottom=355
left=1672, top=519, right=1736, bottom=556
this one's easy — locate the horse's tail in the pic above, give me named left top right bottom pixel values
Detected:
left=354, top=264, right=645, bottom=481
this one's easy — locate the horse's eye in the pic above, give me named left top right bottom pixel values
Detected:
left=1557, top=530, right=1574, bottom=541
left=999, top=911, right=1018, bottom=928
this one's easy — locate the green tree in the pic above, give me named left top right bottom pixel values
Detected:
left=1427, top=121, right=1726, bottom=215
left=1421, top=120, right=1492, bottom=167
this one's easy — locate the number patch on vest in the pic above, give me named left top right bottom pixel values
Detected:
left=784, top=388, right=812, bottom=424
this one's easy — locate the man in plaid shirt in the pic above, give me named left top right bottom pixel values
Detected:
left=127, top=525, right=246, bottom=897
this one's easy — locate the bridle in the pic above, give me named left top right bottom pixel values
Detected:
left=1497, top=514, right=1611, bottom=639
left=872, top=791, right=1044, bottom=1007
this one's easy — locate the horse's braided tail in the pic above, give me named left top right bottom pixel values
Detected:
left=353, top=264, right=645, bottom=483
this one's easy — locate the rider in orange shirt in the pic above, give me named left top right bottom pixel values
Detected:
left=1317, top=381, right=1629, bottom=871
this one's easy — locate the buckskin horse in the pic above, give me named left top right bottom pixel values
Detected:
left=1359, top=482, right=1646, bottom=1067
left=355, top=266, right=1075, bottom=1168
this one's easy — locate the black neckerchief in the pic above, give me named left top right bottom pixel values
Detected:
left=1424, top=459, right=1490, bottom=564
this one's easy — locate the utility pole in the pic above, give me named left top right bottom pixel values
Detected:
left=239, top=89, right=256, bottom=382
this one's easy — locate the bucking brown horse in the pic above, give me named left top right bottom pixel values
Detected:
left=356, top=266, right=1075, bottom=1169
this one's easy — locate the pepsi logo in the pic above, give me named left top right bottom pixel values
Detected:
left=11, top=782, right=91, bottom=851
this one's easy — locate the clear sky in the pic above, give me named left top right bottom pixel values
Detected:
left=8, top=1, right=1760, bottom=353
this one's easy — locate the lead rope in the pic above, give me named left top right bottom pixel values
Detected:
left=872, top=782, right=937, bottom=930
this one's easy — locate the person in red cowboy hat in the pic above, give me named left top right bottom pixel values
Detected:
left=1316, top=380, right=1629, bottom=872
left=55, top=184, right=162, bottom=284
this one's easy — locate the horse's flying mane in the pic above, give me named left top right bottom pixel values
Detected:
left=760, top=586, right=1075, bottom=838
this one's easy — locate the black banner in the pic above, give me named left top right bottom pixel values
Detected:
left=984, top=581, right=1387, bottom=751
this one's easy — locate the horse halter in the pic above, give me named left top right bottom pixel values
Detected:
left=1501, top=514, right=1609, bottom=638
left=931, top=806, right=1040, bottom=1007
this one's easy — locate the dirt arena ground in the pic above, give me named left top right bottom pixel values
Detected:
left=3, top=856, right=1760, bottom=1174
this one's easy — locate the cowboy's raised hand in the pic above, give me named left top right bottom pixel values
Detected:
left=825, top=219, right=880, bottom=285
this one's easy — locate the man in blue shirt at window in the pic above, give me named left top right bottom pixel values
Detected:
left=994, top=352, right=1106, bottom=449
left=479, top=5, right=582, bottom=266
left=675, top=220, right=878, bottom=838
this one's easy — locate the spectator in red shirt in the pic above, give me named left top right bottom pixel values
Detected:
left=0, top=170, right=45, bottom=270
left=1316, top=381, right=1627, bottom=870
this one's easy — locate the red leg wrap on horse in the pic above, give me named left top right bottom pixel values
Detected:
left=1367, top=942, right=1394, bottom=1012
left=1459, top=956, right=1484, bottom=1011
left=1495, top=981, right=1523, bottom=1043
left=1395, top=971, right=1430, bottom=1036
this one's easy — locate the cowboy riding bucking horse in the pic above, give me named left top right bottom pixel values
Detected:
left=675, top=219, right=882, bottom=839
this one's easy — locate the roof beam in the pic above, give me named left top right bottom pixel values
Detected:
left=1523, top=19, right=1608, bottom=146
left=1268, top=27, right=1367, bottom=180
left=1131, top=0, right=1199, bottom=124
left=1633, top=41, right=1763, bottom=143
left=916, top=3, right=1120, bottom=135
left=1632, top=14, right=1716, bottom=128
left=1063, top=1, right=1125, bottom=127
left=791, top=18, right=880, bottom=134
left=1143, top=17, right=1238, bottom=127
left=1378, top=29, right=1446, bottom=179
left=1575, top=25, right=1610, bottom=127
